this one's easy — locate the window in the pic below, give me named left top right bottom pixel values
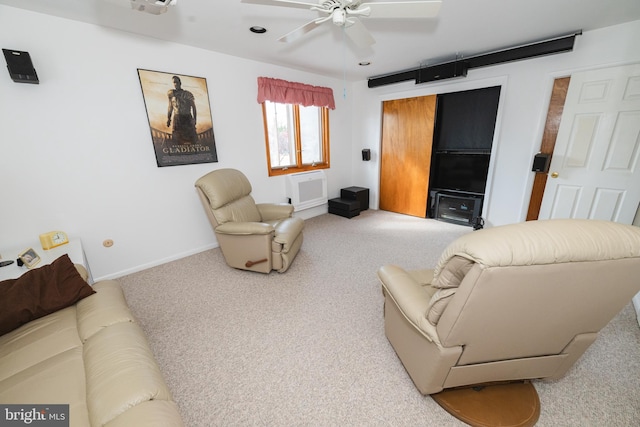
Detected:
left=262, top=101, right=330, bottom=176
left=256, top=77, right=334, bottom=176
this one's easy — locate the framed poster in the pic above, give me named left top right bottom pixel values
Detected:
left=137, top=69, right=218, bottom=167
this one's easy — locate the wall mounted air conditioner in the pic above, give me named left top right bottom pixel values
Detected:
left=286, top=170, right=328, bottom=211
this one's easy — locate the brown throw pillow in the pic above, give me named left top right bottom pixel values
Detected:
left=0, top=254, right=95, bottom=336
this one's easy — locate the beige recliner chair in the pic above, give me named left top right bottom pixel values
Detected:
left=378, top=219, right=640, bottom=426
left=195, top=168, right=303, bottom=273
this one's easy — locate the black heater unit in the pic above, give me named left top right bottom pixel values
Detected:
left=434, top=192, right=483, bottom=227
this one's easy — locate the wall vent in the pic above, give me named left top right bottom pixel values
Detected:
left=286, top=170, right=328, bottom=211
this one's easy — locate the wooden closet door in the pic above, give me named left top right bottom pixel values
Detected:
left=380, top=95, right=436, bottom=217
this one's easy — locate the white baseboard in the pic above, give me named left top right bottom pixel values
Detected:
left=95, top=243, right=218, bottom=282
left=633, top=292, right=640, bottom=328
left=95, top=207, right=328, bottom=282
left=293, top=203, right=328, bottom=220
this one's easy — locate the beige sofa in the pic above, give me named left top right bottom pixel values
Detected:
left=0, top=264, right=183, bottom=427
left=378, top=219, right=640, bottom=395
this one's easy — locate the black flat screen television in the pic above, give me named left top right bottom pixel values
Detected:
left=434, top=86, right=501, bottom=152
left=431, top=153, right=490, bottom=194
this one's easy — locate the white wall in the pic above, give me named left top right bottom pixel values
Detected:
left=2, top=5, right=639, bottom=280
left=350, top=20, right=640, bottom=227
left=0, top=6, right=353, bottom=280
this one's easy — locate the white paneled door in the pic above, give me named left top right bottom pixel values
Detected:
left=539, top=63, right=640, bottom=223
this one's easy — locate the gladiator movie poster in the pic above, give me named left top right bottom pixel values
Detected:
left=137, top=69, right=218, bottom=167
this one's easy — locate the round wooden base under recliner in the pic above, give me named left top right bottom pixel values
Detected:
left=431, top=381, right=540, bottom=427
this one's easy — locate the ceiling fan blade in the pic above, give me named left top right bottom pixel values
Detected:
left=360, top=1, right=442, bottom=19
left=240, top=0, right=319, bottom=10
left=277, top=19, right=323, bottom=43
left=344, top=18, right=376, bottom=48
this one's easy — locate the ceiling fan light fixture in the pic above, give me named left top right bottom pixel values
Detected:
left=129, top=0, right=176, bottom=15
left=243, top=0, right=442, bottom=48
left=250, top=26, right=267, bottom=34
left=332, top=9, right=347, bottom=26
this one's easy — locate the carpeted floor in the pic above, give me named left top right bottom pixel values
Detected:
left=118, top=210, right=640, bottom=426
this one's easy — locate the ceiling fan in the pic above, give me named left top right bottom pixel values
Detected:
left=102, top=0, right=177, bottom=15
left=130, top=0, right=177, bottom=15
left=241, top=0, right=442, bottom=48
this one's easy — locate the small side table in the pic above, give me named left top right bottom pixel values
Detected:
left=0, top=239, right=93, bottom=284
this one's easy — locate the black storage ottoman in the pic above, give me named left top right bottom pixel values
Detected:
left=328, top=198, right=360, bottom=218
left=340, top=186, right=369, bottom=211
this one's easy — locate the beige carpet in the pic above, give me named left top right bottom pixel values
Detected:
left=118, top=210, right=640, bottom=426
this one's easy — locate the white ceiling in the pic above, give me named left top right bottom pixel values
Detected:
left=2, top=0, right=640, bottom=82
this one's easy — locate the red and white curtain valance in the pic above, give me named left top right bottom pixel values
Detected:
left=257, top=77, right=336, bottom=110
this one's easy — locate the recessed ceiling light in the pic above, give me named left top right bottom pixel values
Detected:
left=359, top=61, right=371, bottom=66
left=250, top=26, right=267, bottom=34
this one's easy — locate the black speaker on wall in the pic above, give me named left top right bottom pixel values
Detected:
left=532, top=153, right=551, bottom=173
left=3, top=49, right=39, bottom=84
left=416, top=61, right=469, bottom=84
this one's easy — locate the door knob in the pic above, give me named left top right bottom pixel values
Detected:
left=550, top=172, right=559, bottom=178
